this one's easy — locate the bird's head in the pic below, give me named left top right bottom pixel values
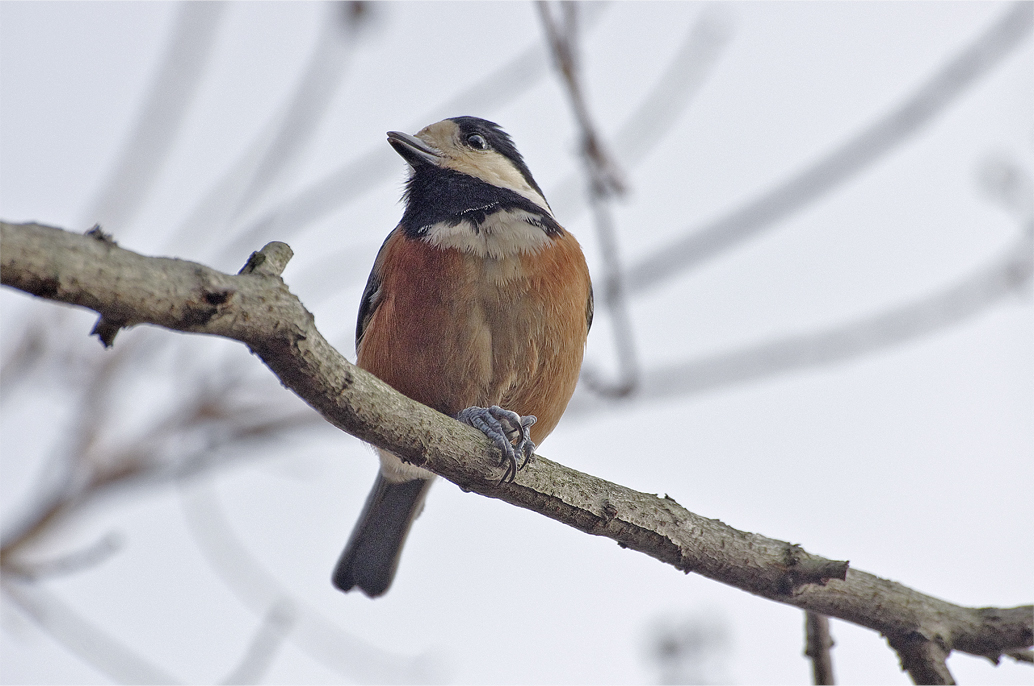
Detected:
left=388, top=117, right=551, bottom=215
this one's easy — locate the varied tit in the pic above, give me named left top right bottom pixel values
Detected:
left=333, top=116, right=593, bottom=598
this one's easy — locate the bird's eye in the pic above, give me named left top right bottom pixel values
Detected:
left=466, top=133, right=488, bottom=150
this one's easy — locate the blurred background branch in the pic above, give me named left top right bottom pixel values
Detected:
left=83, top=2, right=225, bottom=236
left=568, top=216, right=1033, bottom=415
left=539, top=0, right=639, bottom=397
left=1, top=2, right=1029, bottom=683
left=2, top=581, right=180, bottom=684
left=623, top=0, right=1033, bottom=298
left=181, top=479, right=441, bottom=684
left=804, top=612, right=835, bottom=685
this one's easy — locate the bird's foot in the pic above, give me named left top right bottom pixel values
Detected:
left=456, top=405, right=537, bottom=483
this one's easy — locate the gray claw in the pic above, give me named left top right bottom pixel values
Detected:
left=516, top=414, right=537, bottom=470
left=457, top=405, right=537, bottom=483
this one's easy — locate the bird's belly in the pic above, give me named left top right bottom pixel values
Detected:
left=358, top=235, right=588, bottom=444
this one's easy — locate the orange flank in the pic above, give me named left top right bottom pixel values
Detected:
left=357, top=228, right=591, bottom=444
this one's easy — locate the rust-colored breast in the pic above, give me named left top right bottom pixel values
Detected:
left=357, top=230, right=590, bottom=445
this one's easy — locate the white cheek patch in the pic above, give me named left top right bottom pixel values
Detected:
left=423, top=209, right=552, bottom=259
left=445, top=153, right=552, bottom=215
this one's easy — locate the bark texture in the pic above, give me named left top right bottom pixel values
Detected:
left=2, top=221, right=1031, bottom=681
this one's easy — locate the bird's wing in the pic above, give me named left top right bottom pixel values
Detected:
left=356, top=227, right=399, bottom=352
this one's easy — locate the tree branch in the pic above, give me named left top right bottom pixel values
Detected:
left=219, top=601, right=296, bottom=685
left=2, top=220, right=1031, bottom=675
left=889, top=631, right=955, bottom=685
left=622, top=1, right=1034, bottom=297
left=180, top=479, right=438, bottom=683
left=218, top=4, right=612, bottom=257
left=83, top=2, right=224, bottom=234
left=805, top=612, right=836, bottom=685
left=2, top=580, right=180, bottom=684
left=566, top=223, right=1033, bottom=416
left=538, top=0, right=639, bottom=397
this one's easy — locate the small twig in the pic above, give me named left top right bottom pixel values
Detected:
left=0, top=321, right=318, bottom=573
left=566, top=223, right=1034, bottom=414
left=647, top=613, right=729, bottom=684
left=2, top=580, right=181, bottom=684
left=804, top=612, right=836, bottom=685
left=623, top=1, right=1034, bottom=297
left=547, top=6, right=733, bottom=221
left=82, top=3, right=224, bottom=234
left=612, top=6, right=733, bottom=170
left=239, top=241, right=294, bottom=277
left=538, top=1, right=639, bottom=396
left=889, top=632, right=955, bottom=685
left=220, top=601, right=297, bottom=685
left=0, top=319, right=47, bottom=400
left=580, top=195, right=640, bottom=397
left=223, top=5, right=612, bottom=260
left=0, top=336, right=139, bottom=561
left=2, top=532, right=123, bottom=582
left=190, top=5, right=613, bottom=265
left=216, top=3, right=369, bottom=261
left=537, top=1, right=625, bottom=196
left=977, top=153, right=1034, bottom=220
left=180, top=479, right=439, bottom=683
left=1005, top=648, right=1034, bottom=663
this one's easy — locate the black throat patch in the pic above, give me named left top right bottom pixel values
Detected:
left=400, top=166, right=563, bottom=239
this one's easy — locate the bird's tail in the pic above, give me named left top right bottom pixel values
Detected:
left=332, top=471, right=433, bottom=597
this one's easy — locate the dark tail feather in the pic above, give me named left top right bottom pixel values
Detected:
left=332, top=474, right=433, bottom=597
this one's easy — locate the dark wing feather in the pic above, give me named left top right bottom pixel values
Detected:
left=356, top=228, right=397, bottom=351
left=585, top=283, right=594, bottom=333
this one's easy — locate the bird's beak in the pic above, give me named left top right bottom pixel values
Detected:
left=387, top=131, right=441, bottom=167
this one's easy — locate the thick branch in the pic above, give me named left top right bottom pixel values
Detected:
left=2, top=221, right=1031, bottom=671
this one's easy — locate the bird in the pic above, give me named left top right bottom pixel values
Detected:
left=332, top=116, right=593, bottom=598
